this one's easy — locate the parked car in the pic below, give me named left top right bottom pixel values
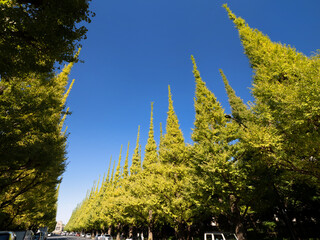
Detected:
left=124, top=237, right=141, bottom=240
left=94, top=234, right=113, bottom=240
left=204, top=232, right=238, bottom=240
left=38, top=227, right=48, bottom=240
left=34, top=232, right=44, bottom=240
left=15, top=231, right=34, bottom=240
left=0, top=231, right=16, bottom=240
left=85, top=233, right=91, bottom=239
left=102, top=235, right=113, bottom=240
left=81, top=233, right=85, bottom=238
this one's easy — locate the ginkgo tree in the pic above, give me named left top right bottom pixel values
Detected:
left=0, top=61, right=76, bottom=230
left=66, top=5, right=320, bottom=240
left=0, top=0, right=94, bottom=79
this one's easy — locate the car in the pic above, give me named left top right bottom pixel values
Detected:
left=96, top=234, right=113, bottom=240
left=94, top=234, right=100, bottom=240
left=204, top=232, right=238, bottom=240
left=103, top=235, right=113, bottom=240
left=81, top=233, right=85, bottom=238
left=14, top=231, right=34, bottom=240
left=96, top=235, right=102, bottom=240
left=125, top=237, right=141, bottom=240
left=34, top=232, right=45, bottom=240
left=0, top=231, right=16, bottom=240
left=38, top=227, right=48, bottom=240
left=85, top=233, right=91, bottom=239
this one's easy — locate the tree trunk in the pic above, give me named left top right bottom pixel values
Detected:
left=273, top=185, right=300, bottom=240
left=235, top=220, right=246, bottom=240
left=116, top=232, right=120, bottom=240
left=174, top=222, right=187, bottom=240
left=129, top=226, right=133, bottom=238
left=147, top=228, right=153, bottom=240
left=116, top=223, right=121, bottom=240
left=186, top=224, right=191, bottom=240
left=148, top=209, right=153, bottom=240
left=140, top=232, right=144, bottom=240
left=230, top=195, right=247, bottom=240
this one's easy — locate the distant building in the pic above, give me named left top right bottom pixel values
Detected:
left=54, top=221, right=64, bottom=234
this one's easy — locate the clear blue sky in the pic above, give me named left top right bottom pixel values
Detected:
left=56, top=0, right=320, bottom=224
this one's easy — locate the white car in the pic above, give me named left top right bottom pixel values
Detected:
left=204, top=232, right=238, bottom=240
left=98, top=234, right=113, bottom=240
left=85, top=233, right=91, bottom=239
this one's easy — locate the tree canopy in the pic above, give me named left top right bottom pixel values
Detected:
left=0, top=0, right=93, bottom=230
left=49, top=4, right=320, bottom=240
left=0, top=0, right=94, bottom=79
left=0, top=62, right=75, bottom=230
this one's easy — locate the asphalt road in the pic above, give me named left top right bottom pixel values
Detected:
left=48, top=236, right=84, bottom=240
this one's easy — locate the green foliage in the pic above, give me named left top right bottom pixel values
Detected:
left=224, top=4, right=320, bottom=181
left=0, top=62, right=75, bottom=229
left=159, top=86, right=186, bottom=165
left=191, top=56, right=251, bottom=240
left=114, top=145, right=123, bottom=185
left=223, top=5, right=320, bottom=239
left=66, top=5, right=320, bottom=240
left=130, top=126, right=141, bottom=175
left=143, top=102, right=158, bottom=170
left=0, top=0, right=94, bottom=79
left=123, top=142, right=130, bottom=178
left=219, top=69, right=252, bottom=126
